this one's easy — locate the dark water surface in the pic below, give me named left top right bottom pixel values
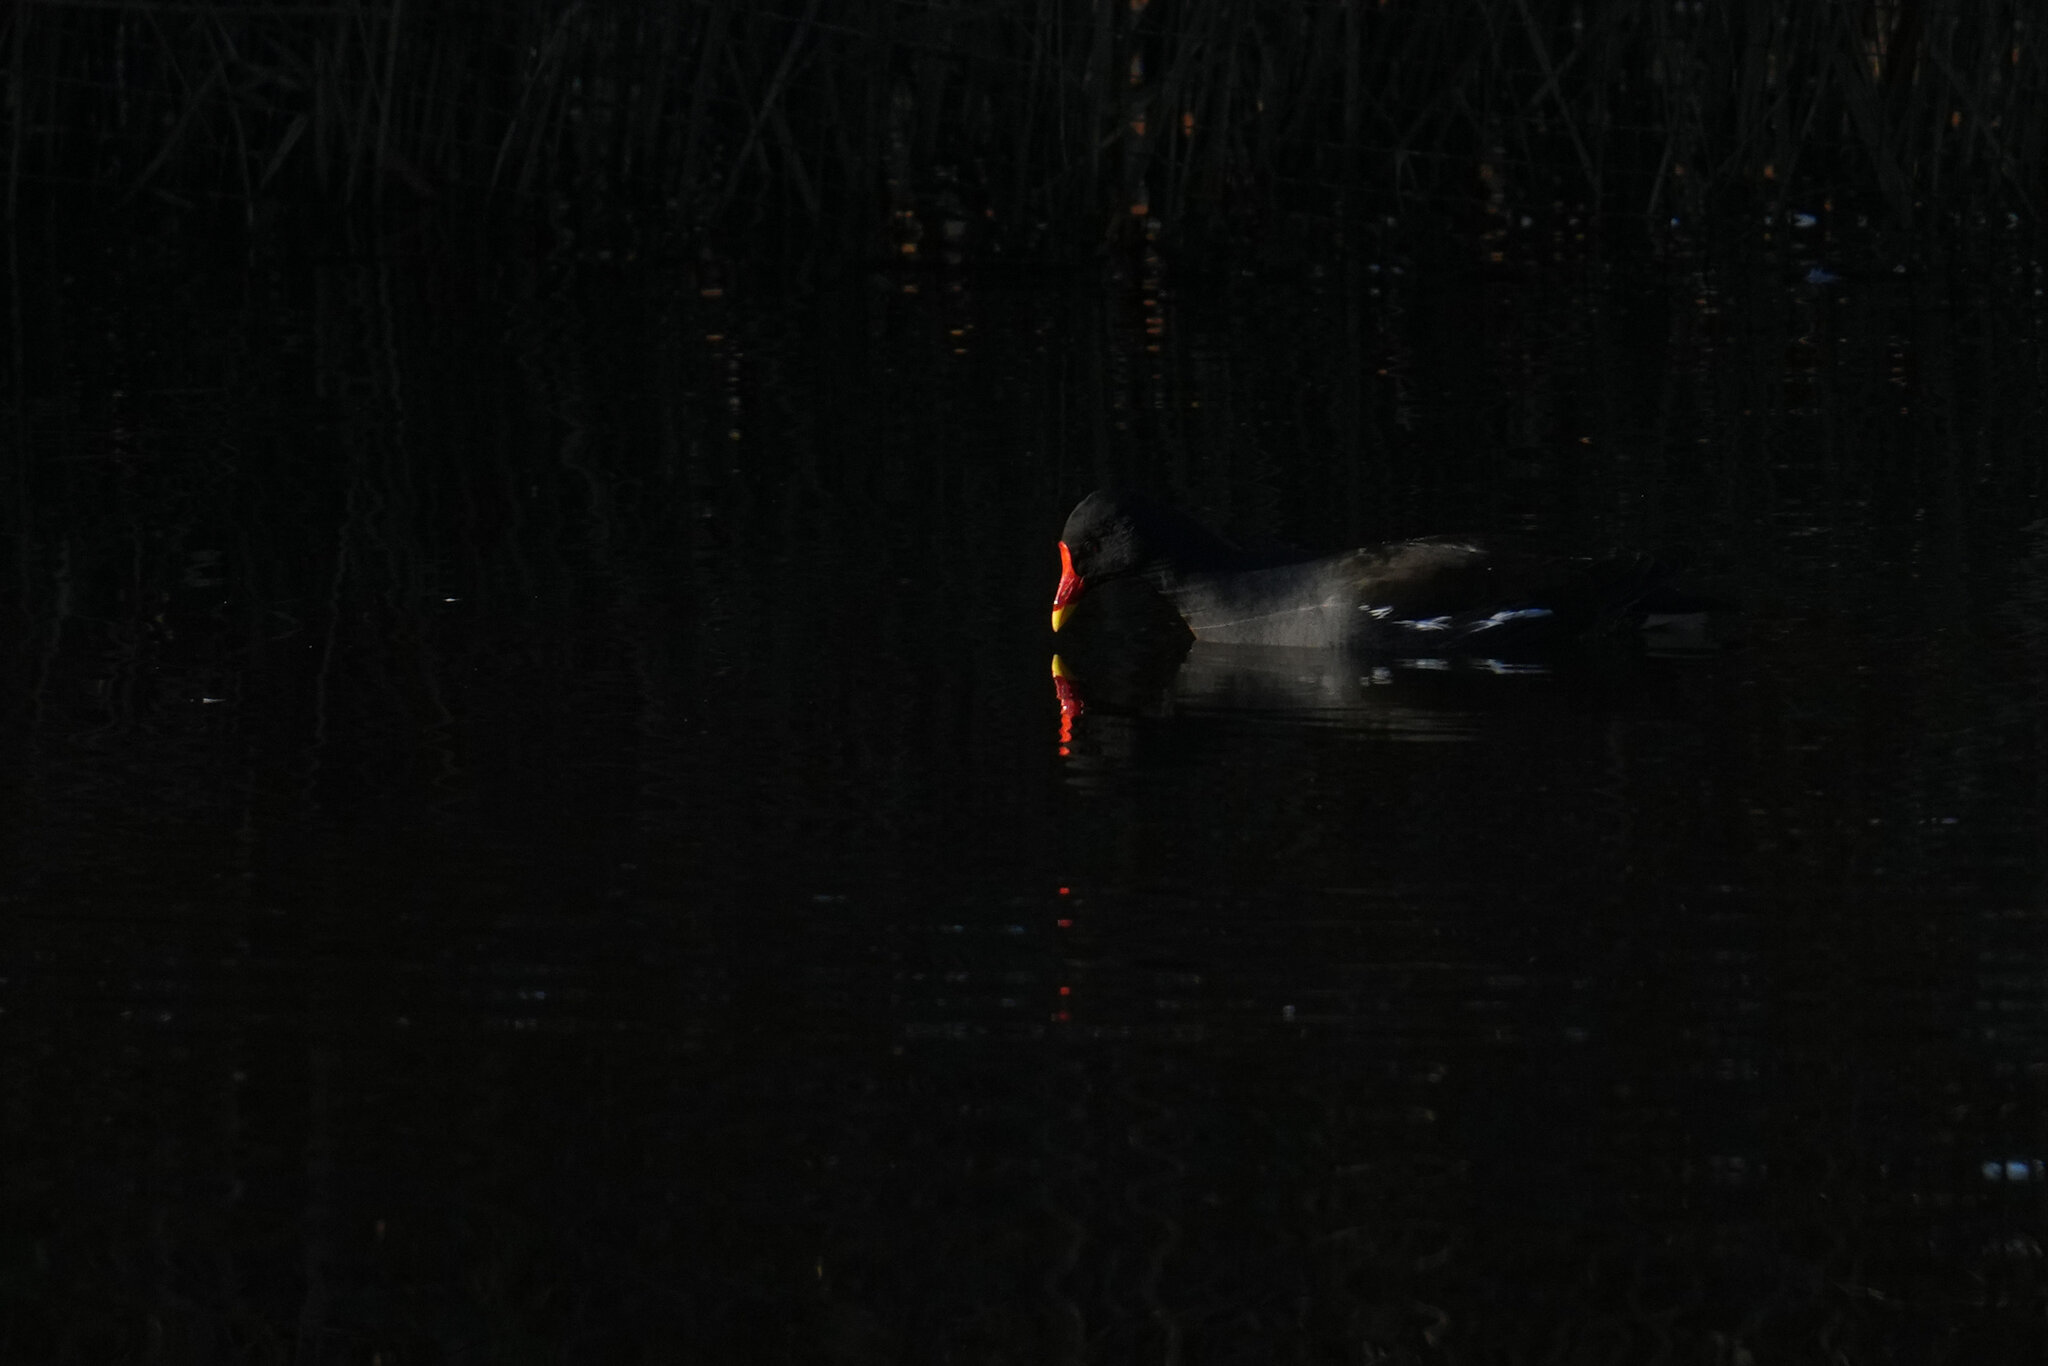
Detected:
left=6, top=233, right=2048, bottom=1362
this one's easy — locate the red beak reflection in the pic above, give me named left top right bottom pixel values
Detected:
left=1051, top=654, right=1083, bottom=750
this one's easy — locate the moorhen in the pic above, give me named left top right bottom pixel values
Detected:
left=1051, top=489, right=1678, bottom=651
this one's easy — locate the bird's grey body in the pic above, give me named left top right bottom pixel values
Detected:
left=1055, top=490, right=1669, bottom=653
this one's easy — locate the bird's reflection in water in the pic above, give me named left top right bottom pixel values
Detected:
left=1053, top=629, right=1671, bottom=759
left=1051, top=641, right=1512, bottom=745
left=1170, top=644, right=1543, bottom=740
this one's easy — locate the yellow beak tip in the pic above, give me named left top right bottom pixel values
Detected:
left=1051, top=605, right=1068, bottom=632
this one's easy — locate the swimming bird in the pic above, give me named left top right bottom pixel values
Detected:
left=1050, top=489, right=1679, bottom=651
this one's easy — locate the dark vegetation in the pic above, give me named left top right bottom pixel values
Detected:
left=4, top=0, right=2044, bottom=263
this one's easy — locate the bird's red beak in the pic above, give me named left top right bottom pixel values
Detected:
left=1051, top=541, right=1083, bottom=631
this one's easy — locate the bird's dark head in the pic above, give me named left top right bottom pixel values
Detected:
left=1051, top=490, right=1243, bottom=632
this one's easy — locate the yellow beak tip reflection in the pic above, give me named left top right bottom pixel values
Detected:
left=1051, top=605, right=1069, bottom=632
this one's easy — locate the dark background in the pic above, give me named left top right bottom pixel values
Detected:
left=5, top=2, right=2048, bottom=1362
